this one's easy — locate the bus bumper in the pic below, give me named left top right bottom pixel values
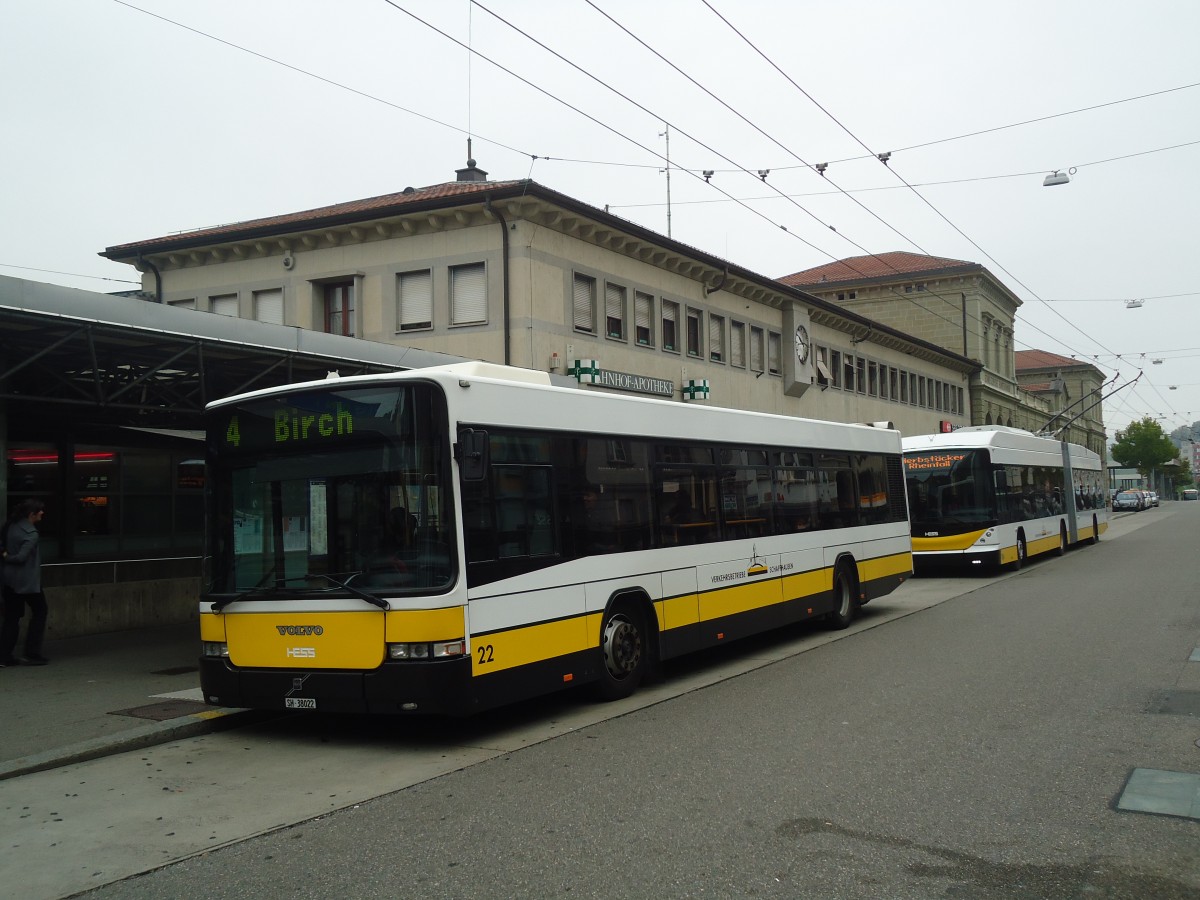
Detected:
left=912, top=548, right=1001, bottom=570
left=199, top=656, right=477, bottom=716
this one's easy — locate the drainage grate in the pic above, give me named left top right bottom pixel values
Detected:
left=150, top=665, right=199, bottom=676
left=110, top=699, right=210, bottom=721
left=1117, top=768, right=1200, bottom=820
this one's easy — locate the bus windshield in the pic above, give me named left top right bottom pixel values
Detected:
left=904, top=448, right=996, bottom=535
left=206, top=383, right=455, bottom=596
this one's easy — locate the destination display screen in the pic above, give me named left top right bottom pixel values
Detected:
left=209, top=386, right=415, bottom=456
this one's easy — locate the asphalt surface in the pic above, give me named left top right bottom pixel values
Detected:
left=0, top=505, right=1164, bottom=784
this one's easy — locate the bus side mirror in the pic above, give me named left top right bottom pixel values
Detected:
left=456, top=429, right=489, bottom=482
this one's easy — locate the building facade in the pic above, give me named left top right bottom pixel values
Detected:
left=104, top=166, right=979, bottom=436
left=780, top=251, right=1107, bottom=455
left=1013, top=349, right=1107, bottom=455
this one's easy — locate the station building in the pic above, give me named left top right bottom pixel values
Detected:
left=7, top=163, right=992, bottom=638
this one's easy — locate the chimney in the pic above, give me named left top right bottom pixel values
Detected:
left=456, top=157, right=488, bottom=183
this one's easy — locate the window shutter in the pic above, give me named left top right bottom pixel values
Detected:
left=399, top=270, right=433, bottom=330
left=450, top=263, right=486, bottom=325
left=731, top=321, right=745, bottom=366
left=605, top=283, right=625, bottom=337
left=211, top=295, right=238, bottom=317
left=708, top=315, right=723, bottom=359
left=573, top=274, right=595, bottom=332
left=750, top=327, right=764, bottom=371
left=254, top=289, right=283, bottom=325
left=635, top=292, right=652, bottom=344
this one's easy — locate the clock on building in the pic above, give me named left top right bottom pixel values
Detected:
left=794, top=324, right=810, bottom=365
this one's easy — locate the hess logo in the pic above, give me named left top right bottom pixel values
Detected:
left=286, top=647, right=316, bottom=658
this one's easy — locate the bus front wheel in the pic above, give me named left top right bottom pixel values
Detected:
left=1007, top=533, right=1027, bottom=572
left=593, top=605, right=647, bottom=701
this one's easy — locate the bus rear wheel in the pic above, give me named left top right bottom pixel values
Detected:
left=593, top=605, right=647, bottom=701
left=1055, top=524, right=1067, bottom=556
left=826, top=563, right=859, bottom=630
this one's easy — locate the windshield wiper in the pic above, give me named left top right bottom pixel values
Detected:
left=210, top=571, right=389, bottom=613
left=211, top=566, right=281, bottom=613
left=305, top=572, right=390, bottom=611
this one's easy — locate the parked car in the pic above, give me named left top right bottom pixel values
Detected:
left=1144, top=490, right=1159, bottom=507
left=1112, top=490, right=1142, bottom=511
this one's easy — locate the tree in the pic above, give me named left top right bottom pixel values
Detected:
left=1111, top=417, right=1179, bottom=476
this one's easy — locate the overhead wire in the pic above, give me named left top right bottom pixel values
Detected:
left=700, top=1, right=1129, bottom=380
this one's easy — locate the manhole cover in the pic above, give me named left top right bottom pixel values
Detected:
left=110, top=699, right=210, bottom=721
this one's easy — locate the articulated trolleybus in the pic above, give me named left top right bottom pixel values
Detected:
left=200, top=363, right=911, bottom=715
left=902, top=426, right=1107, bottom=571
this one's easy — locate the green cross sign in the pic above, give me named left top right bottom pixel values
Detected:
left=682, top=379, right=710, bottom=401
left=569, top=359, right=600, bottom=384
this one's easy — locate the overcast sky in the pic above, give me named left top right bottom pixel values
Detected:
left=4, top=0, right=1198, bottom=437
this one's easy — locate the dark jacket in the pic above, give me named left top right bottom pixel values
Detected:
left=4, top=519, right=41, bottom=594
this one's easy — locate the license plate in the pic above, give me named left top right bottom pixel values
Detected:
left=285, top=697, right=317, bottom=710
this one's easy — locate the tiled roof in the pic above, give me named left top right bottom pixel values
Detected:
left=104, top=179, right=529, bottom=256
left=778, top=251, right=978, bottom=286
left=1021, top=381, right=1055, bottom=393
left=1015, top=349, right=1080, bottom=371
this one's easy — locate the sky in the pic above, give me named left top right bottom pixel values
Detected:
left=4, top=0, right=1199, bottom=439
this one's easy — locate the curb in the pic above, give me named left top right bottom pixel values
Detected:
left=0, top=707, right=277, bottom=782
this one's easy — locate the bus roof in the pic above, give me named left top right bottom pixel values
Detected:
left=207, top=363, right=902, bottom=454
left=902, top=426, right=1101, bottom=467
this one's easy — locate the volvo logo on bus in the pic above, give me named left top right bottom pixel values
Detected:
left=276, top=625, right=325, bottom=636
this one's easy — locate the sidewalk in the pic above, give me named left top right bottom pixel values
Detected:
left=0, top=622, right=262, bottom=780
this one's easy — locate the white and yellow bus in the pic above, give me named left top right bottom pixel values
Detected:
left=902, top=426, right=1107, bottom=571
left=200, top=363, right=912, bottom=715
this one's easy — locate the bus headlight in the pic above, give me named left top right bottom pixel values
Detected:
left=203, top=642, right=229, bottom=658
left=388, top=641, right=466, bottom=660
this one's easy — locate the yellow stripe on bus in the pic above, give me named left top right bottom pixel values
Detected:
left=472, top=613, right=598, bottom=675
left=912, top=530, right=988, bottom=553
left=858, top=551, right=914, bottom=582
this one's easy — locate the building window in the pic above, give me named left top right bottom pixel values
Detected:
left=254, top=288, right=283, bottom=325
left=768, top=331, right=781, bottom=375
left=662, top=300, right=679, bottom=352
left=909, top=373, right=917, bottom=404
left=450, top=262, right=486, bottom=325
left=686, top=308, right=702, bottom=358
left=730, top=320, right=746, bottom=368
left=856, top=356, right=866, bottom=394
left=868, top=361, right=879, bottom=397
left=750, top=326, right=765, bottom=372
left=634, top=291, right=654, bottom=346
left=573, top=273, right=596, bottom=334
left=919, top=377, right=927, bottom=407
left=815, top=346, right=831, bottom=386
left=169, top=298, right=196, bottom=310
left=709, top=314, right=725, bottom=363
left=605, top=283, right=626, bottom=340
left=210, top=294, right=238, bottom=317
left=323, top=282, right=355, bottom=336
left=899, top=370, right=908, bottom=403
left=830, top=349, right=842, bottom=388
left=889, top=367, right=898, bottom=401
left=843, top=353, right=855, bottom=392
left=397, top=269, right=433, bottom=331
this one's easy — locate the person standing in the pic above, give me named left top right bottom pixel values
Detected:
left=1, top=499, right=48, bottom=666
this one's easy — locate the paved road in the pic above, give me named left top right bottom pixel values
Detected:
left=10, top=506, right=1200, bottom=899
